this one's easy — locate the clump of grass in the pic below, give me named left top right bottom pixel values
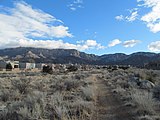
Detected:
left=81, top=86, right=95, bottom=101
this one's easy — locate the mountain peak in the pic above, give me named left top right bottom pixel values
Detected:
left=25, top=51, right=40, bottom=59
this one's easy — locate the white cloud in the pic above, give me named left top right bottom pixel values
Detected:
left=115, top=15, right=124, bottom=21
left=116, top=11, right=138, bottom=22
left=77, top=40, right=105, bottom=50
left=18, top=39, right=84, bottom=50
left=76, top=40, right=84, bottom=44
left=123, top=40, right=141, bottom=47
left=88, top=40, right=105, bottom=49
left=68, top=0, right=84, bottom=11
left=0, top=1, right=105, bottom=51
left=108, top=39, right=122, bottom=47
left=0, top=1, right=72, bottom=43
left=0, top=1, right=79, bottom=49
left=73, top=0, right=83, bottom=4
left=117, top=0, right=160, bottom=33
left=50, top=26, right=72, bottom=38
left=148, top=41, right=160, bottom=52
left=85, top=40, right=98, bottom=47
left=126, top=11, right=139, bottom=22
left=137, top=0, right=159, bottom=7
left=139, top=0, right=160, bottom=33
left=70, top=7, right=76, bottom=11
left=0, top=39, right=104, bottom=51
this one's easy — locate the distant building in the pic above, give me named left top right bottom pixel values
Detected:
left=6, top=61, right=19, bottom=69
left=0, top=60, right=55, bottom=71
left=19, top=63, right=35, bottom=70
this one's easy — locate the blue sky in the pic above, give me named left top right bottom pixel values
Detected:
left=0, top=0, right=160, bottom=55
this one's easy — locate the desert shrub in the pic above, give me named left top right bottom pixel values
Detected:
left=131, top=89, right=156, bottom=115
left=64, top=79, right=80, bottom=91
left=32, top=80, right=44, bottom=91
left=61, top=75, right=68, bottom=80
left=48, top=92, right=68, bottom=119
left=7, top=101, right=25, bottom=112
left=144, top=71, right=157, bottom=83
left=1, top=93, right=46, bottom=120
left=6, top=63, right=12, bottom=71
left=0, top=101, right=24, bottom=120
left=18, top=106, right=32, bottom=119
left=153, top=86, right=160, bottom=101
left=12, top=78, right=31, bottom=94
left=74, top=74, right=82, bottom=80
left=42, top=65, right=53, bottom=74
left=0, top=68, right=96, bottom=120
left=134, top=73, right=141, bottom=78
left=50, top=82, right=66, bottom=92
left=24, top=91, right=46, bottom=109
left=32, top=91, right=46, bottom=106
left=11, top=90, right=22, bottom=101
left=17, top=92, right=46, bottom=119
left=50, top=92, right=64, bottom=106
left=0, top=89, right=10, bottom=102
left=0, top=111, right=23, bottom=120
left=112, top=85, right=126, bottom=94
left=139, top=80, right=155, bottom=90
left=81, top=86, right=95, bottom=101
left=67, top=65, right=78, bottom=72
left=0, top=102, right=27, bottom=120
left=73, top=73, right=89, bottom=81
left=18, top=103, right=44, bottom=120
left=49, top=104, right=68, bottom=119
left=69, top=98, right=95, bottom=119
left=138, top=70, right=156, bottom=83
left=32, top=103, right=45, bottom=119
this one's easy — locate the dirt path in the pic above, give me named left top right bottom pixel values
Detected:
left=92, top=74, right=135, bottom=120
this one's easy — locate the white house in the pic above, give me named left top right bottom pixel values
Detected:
left=19, top=63, right=36, bottom=70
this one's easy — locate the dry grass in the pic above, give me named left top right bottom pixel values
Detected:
left=130, top=89, right=156, bottom=114
left=103, top=68, right=160, bottom=119
left=0, top=68, right=160, bottom=120
left=0, top=70, right=96, bottom=120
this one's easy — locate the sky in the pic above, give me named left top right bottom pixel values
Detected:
left=0, top=0, right=160, bottom=55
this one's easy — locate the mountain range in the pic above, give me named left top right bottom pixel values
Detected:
left=0, top=47, right=160, bottom=67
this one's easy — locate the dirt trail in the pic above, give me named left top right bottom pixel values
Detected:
left=92, top=74, right=135, bottom=120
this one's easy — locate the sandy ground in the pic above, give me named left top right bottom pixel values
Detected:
left=92, top=74, right=135, bottom=120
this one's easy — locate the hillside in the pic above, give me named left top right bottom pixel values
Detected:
left=0, top=47, right=159, bottom=67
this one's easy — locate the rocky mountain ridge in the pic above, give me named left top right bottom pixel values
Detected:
left=0, top=47, right=159, bottom=67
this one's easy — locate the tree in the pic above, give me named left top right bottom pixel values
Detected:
left=6, top=63, right=13, bottom=71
